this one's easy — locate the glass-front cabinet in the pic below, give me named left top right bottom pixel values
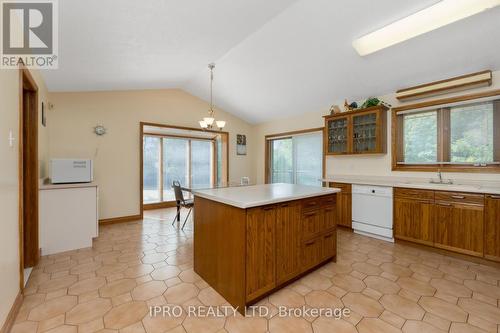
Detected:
left=324, top=105, right=387, bottom=155
left=326, top=116, right=350, bottom=154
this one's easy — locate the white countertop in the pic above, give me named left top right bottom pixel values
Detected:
left=40, top=182, right=98, bottom=191
left=322, top=175, right=500, bottom=195
left=193, top=183, right=340, bottom=209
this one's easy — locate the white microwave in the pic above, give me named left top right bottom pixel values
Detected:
left=50, top=159, right=93, bottom=184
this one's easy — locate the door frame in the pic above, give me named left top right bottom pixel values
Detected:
left=18, top=67, right=39, bottom=289
left=139, top=122, right=229, bottom=216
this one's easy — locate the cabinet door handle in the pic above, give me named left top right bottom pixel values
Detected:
left=437, top=202, right=452, bottom=207
left=304, top=212, right=317, bottom=217
left=451, top=195, right=465, bottom=199
left=262, top=206, right=274, bottom=211
left=305, top=240, right=315, bottom=246
left=489, top=195, right=500, bottom=199
left=280, top=204, right=289, bottom=208
left=324, top=233, right=334, bottom=238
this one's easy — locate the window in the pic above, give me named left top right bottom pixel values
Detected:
left=142, top=125, right=228, bottom=205
left=394, top=96, right=500, bottom=171
left=267, top=130, right=323, bottom=186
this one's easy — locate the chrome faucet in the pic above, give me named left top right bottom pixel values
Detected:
left=430, top=169, right=453, bottom=184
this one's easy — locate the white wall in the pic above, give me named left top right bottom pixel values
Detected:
left=254, top=70, right=500, bottom=184
left=0, top=68, right=49, bottom=328
left=48, top=89, right=255, bottom=220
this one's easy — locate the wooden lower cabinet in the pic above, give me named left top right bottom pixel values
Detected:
left=433, top=202, right=484, bottom=257
left=276, top=202, right=301, bottom=284
left=394, top=197, right=433, bottom=246
left=301, top=237, right=322, bottom=271
left=246, top=206, right=276, bottom=301
left=321, top=229, right=336, bottom=260
left=329, top=182, right=352, bottom=228
left=394, top=187, right=487, bottom=259
left=485, top=195, right=500, bottom=262
left=245, top=194, right=337, bottom=303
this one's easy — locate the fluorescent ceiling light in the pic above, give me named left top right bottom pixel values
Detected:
left=353, top=0, right=500, bottom=56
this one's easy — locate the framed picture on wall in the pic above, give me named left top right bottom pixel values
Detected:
left=42, top=102, right=47, bottom=127
left=237, top=134, right=247, bottom=155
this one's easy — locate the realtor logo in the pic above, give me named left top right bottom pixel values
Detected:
left=1, top=0, right=58, bottom=69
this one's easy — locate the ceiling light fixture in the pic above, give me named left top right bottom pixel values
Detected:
left=352, top=0, right=500, bottom=56
left=199, top=63, right=226, bottom=130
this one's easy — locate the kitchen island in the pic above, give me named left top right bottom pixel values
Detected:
left=192, top=183, right=340, bottom=313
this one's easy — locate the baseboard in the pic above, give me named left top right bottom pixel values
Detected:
left=143, top=201, right=177, bottom=210
left=99, top=214, right=142, bottom=225
left=0, top=291, right=23, bottom=333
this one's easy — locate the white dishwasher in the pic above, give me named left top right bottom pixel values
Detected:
left=352, top=185, right=393, bottom=242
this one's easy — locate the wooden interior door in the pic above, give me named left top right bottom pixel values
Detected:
left=21, top=69, right=39, bottom=269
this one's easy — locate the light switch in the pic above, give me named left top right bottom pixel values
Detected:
left=8, top=130, right=15, bottom=147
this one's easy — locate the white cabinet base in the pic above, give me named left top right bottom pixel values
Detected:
left=40, top=186, right=98, bottom=255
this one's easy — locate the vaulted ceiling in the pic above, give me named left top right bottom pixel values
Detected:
left=41, top=0, right=500, bottom=123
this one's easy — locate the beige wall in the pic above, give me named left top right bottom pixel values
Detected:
left=48, top=89, right=255, bottom=220
left=254, top=70, right=500, bottom=184
left=0, top=68, right=49, bottom=328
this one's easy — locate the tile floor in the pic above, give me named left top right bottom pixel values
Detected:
left=11, top=208, right=500, bottom=333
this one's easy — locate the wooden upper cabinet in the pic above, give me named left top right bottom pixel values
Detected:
left=485, top=195, right=500, bottom=262
left=433, top=199, right=484, bottom=257
left=394, top=188, right=434, bottom=246
left=246, top=206, right=276, bottom=301
left=276, top=202, right=301, bottom=284
left=324, top=105, right=388, bottom=155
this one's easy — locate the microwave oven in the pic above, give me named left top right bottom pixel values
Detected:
left=50, top=159, right=93, bottom=184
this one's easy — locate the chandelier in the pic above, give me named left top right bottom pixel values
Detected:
left=199, top=63, right=226, bottom=130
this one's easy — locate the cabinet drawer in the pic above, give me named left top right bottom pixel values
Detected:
left=321, top=195, right=336, bottom=207
left=301, top=197, right=321, bottom=211
left=435, top=191, right=484, bottom=206
left=395, top=188, right=434, bottom=201
left=321, top=231, right=336, bottom=260
left=302, top=210, right=322, bottom=239
left=301, top=237, right=322, bottom=270
left=329, top=183, right=351, bottom=194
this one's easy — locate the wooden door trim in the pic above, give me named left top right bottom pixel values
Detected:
left=18, top=67, right=39, bottom=289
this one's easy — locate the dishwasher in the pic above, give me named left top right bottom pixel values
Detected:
left=351, top=185, right=394, bottom=242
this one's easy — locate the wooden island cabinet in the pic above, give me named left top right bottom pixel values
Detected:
left=193, top=184, right=339, bottom=313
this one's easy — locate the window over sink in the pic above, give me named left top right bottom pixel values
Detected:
left=393, top=93, right=500, bottom=172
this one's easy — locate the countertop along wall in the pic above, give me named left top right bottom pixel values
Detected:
left=48, top=89, right=255, bottom=220
left=254, top=70, right=500, bottom=184
left=0, top=67, right=49, bottom=329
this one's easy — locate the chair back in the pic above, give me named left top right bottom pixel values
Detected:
left=172, top=181, right=185, bottom=204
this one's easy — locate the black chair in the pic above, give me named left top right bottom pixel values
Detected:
left=171, top=181, right=193, bottom=230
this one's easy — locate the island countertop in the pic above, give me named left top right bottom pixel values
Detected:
left=192, top=183, right=340, bottom=209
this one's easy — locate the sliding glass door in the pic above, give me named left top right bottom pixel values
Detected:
left=163, top=138, right=188, bottom=201
left=143, top=136, right=161, bottom=203
left=143, top=136, right=215, bottom=204
left=191, top=140, right=212, bottom=189
left=269, top=131, right=323, bottom=186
